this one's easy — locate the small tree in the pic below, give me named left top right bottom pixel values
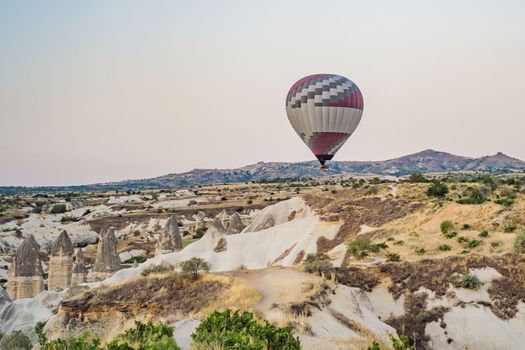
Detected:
left=180, top=257, right=210, bottom=280
left=407, top=173, right=428, bottom=183
left=426, top=180, right=448, bottom=198
left=347, top=238, right=379, bottom=259
left=440, top=220, right=454, bottom=234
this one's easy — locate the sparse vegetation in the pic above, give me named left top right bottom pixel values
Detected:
left=1, top=331, right=33, bottom=350
left=303, top=253, right=334, bottom=277
left=61, top=215, right=80, bottom=223
left=347, top=238, right=379, bottom=259
left=503, top=223, right=517, bottom=233
left=415, top=247, right=426, bottom=256
left=513, top=231, right=525, bottom=253
left=386, top=252, right=401, bottom=262
left=141, top=262, right=175, bottom=276
left=444, top=231, right=458, bottom=239
left=438, top=244, right=451, bottom=251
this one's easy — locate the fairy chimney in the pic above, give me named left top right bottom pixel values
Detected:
left=6, top=235, right=44, bottom=299
left=92, top=228, right=121, bottom=281
left=226, top=212, right=245, bottom=235
left=206, top=218, right=226, bottom=238
left=48, top=230, right=74, bottom=291
left=155, top=215, right=183, bottom=255
left=71, top=248, right=88, bottom=286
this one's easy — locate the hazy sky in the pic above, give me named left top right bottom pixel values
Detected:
left=1, top=0, right=525, bottom=186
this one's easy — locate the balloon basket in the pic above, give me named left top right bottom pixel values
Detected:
left=320, top=165, right=328, bottom=172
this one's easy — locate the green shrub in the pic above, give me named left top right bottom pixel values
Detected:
left=438, top=244, right=451, bottom=251
left=347, top=238, right=378, bottom=259
left=191, top=309, right=301, bottom=350
left=141, top=262, right=175, bottom=277
left=461, top=274, right=483, bottom=290
left=513, top=231, right=525, bottom=253
left=457, top=188, right=487, bottom=205
left=440, top=220, right=454, bottom=234
left=107, top=321, right=179, bottom=350
left=426, top=180, right=449, bottom=198
left=386, top=252, right=401, bottom=262
left=495, top=197, right=514, bottom=207
left=479, top=230, right=489, bottom=238
left=247, top=199, right=253, bottom=205
left=303, top=253, right=333, bottom=277
left=444, top=231, right=458, bottom=239
left=194, top=228, right=207, bottom=239
left=457, top=236, right=469, bottom=243
left=503, top=223, right=517, bottom=233
left=394, top=240, right=405, bottom=246
left=415, top=247, right=426, bottom=256
left=61, top=215, right=80, bottom=223
left=50, top=204, right=67, bottom=214
left=466, top=239, right=481, bottom=248
left=462, top=223, right=471, bottom=230
left=41, top=332, right=101, bottom=350
left=179, top=257, right=210, bottom=280
left=124, top=256, right=147, bottom=264
left=1, top=331, right=32, bottom=350
left=407, top=173, right=428, bottom=183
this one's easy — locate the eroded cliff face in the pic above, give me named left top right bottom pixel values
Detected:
left=45, top=272, right=259, bottom=341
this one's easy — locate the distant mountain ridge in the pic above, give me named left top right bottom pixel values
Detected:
left=2, top=150, right=524, bottom=193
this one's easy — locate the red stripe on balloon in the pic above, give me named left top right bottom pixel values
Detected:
left=311, top=132, right=350, bottom=155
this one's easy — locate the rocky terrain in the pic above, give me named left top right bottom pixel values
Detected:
left=1, top=172, right=525, bottom=349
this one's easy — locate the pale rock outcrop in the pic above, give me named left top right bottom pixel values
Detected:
left=71, top=248, right=87, bottom=286
left=48, top=230, right=74, bottom=291
left=215, top=209, right=229, bottom=228
left=91, top=228, right=121, bottom=281
left=195, top=211, right=207, bottom=230
left=155, top=215, right=183, bottom=255
left=6, top=235, right=44, bottom=299
left=226, top=212, right=245, bottom=235
left=205, top=218, right=226, bottom=239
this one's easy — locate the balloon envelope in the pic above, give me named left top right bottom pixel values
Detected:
left=285, top=74, right=364, bottom=165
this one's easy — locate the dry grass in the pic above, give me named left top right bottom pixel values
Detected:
left=201, top=273, right=261, bottom=315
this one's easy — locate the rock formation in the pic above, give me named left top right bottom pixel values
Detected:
left=216, top=209, right=229, bottom=228
left=92, top=228, right=121, bottom=281
left=155, top=215, right=183, bottom=255
left=71, top=248, right=87, bottom=286
left=48, top=230, right=74, bottom=291
left=226, top=212, right=245, bottom=235
left=6, top=235, right=44, bottom=299
left=206, top=218, right=226, bottom=238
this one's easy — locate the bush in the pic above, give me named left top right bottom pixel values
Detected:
left=444, top=231, right=458, bottom=239
left=107, top=320, right=179, bottom=350
left=385, top=252, right=400, bottom=262
left=426, top=180, right=448, bottom=198
left=1, top=331, right=33, bottom=350
left=407, top=173, right=428, bottom=183
left=438, top=244, right=451, bottom=251
left=50, top=204, right=67, bottom=214
left=141, top=262, right=175, bottom=277
left=247, top=199, right=253, bottom=205
left=179, top=257, right=210, bottom=280
left=303, top=253, right=333, bottom=277
left=462, top=223, right=471, bottom=230
left=61, top=215, right=80, bottom=223
left=124, top=256, right=147, bottom=264
left=461, top=274, right=483, bottom=290
left=503, top=223, right=517, bottom=233
left=457, top=188, right=487, bottom=205
left=457, top=236, right=469, bottom=243
left=440, top=220, right=454, bottom=234
left=479, top=230, right=489, bottom=238
left=466, top=239, right=481, bottom=248
left=194, top=228, right=207, bottom=239
left=513, top=231, right=525, bottom=253
left=191, top=309, right=301, bottom=350
left=415, top=247, right=426, bottom=256
left=491, top=241, right=501, bottom=248
left=347, top=238, right=379, bottom=259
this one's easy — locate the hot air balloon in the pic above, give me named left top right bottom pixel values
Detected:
left=285, top=74, right=364, bottom=171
